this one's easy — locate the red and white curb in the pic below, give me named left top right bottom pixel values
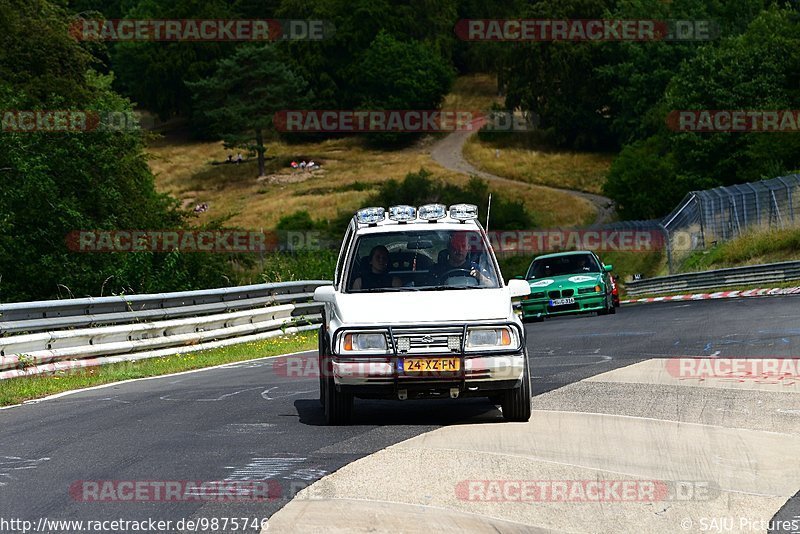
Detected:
left=621, top=286, right=800, bottom=305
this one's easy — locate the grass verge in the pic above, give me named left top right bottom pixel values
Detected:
left=0, top=331, right=316, bottom=407
left=462, top=136, right=613, bottom=195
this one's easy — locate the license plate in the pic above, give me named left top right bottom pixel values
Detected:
left=403, top=358, right=460, bottom=372
left=550, top=297, right=575, bottom=306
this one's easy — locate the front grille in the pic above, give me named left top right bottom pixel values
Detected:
left=548, top=290, right=561, bottom=299
left=392, top=328, right=463, bottom=354
left=562, top=289, right=574, bottom=297
left=547, top=303, right=580, bottom=312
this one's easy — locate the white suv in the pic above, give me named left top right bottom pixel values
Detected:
left=313, top=204, right=532, bottom=425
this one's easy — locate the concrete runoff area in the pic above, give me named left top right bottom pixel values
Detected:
left=266, top=359, right=800, bottom=533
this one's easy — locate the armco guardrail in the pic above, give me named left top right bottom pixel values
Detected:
left=0, top=281, right=330, bottom=380
left=624, top=261, right=800, bottom=296
left=0, top=281, right=325, bottom=335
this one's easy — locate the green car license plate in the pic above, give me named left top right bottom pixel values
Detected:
left=550, top=297, right=575, bottom=306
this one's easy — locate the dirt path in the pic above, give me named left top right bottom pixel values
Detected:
left=430, top=128, right=616, bottom=225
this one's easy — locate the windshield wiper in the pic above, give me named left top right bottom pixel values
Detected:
left=351, top=287, right=420, bottom=293
left=417, top=285, right=476, bottom=291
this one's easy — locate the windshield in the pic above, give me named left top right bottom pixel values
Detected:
left=346, top=229, right=500, bottom=292
left=526, top=253, right=600, bottom=279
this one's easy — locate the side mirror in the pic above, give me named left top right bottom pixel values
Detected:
left=507, top=279, right=531, bottom=298
left=313, top=285, right=336, bottom=303
left=604, top=264, right=613, bottom=272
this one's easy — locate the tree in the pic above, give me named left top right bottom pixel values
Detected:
left=0, top=0, right=233, bottom=302
left=349, top=31, right=453, bottom=145
left=664, top=7, right=800, bottom=186
left=503, top=0, right=616, bottom=149
left=353, top=31, right=453, bottom=111
left=188, top=44, right=312, bottom=177
left=107, top=0, right=238, bottom=121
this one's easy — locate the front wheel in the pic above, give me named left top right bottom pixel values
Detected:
left=318, top=325, right=326, bottom=406
left=598, top=294, right=613, bottom=315
left=323, top=375, right=353, bottom=425
left=501, top=354, right=532, bottom=422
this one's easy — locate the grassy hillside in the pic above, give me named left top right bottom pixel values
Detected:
left=147, top=74, right=605, bottom=231
left=677, top=227, right=800, bottom=273
left=463, top=137, right=613, bottom=195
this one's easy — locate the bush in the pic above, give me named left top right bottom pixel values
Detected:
left=260, top=250, right=338, bottom=283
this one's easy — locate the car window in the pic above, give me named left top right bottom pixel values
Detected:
left=334, top=222, right=354, bottom=289
left=346, top=229, right=500, bottom=292
left=526, top=253, right=601, bottom=279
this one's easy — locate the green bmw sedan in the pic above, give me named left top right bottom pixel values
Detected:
left=518, top=250, right=616, bottom=322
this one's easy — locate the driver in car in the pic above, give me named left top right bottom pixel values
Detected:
left=433, top=233, right=492, bottom=285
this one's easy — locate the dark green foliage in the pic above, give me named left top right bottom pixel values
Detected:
left=602, top=136, right=685, bottom=220
left=260, top=250, right=338, bottom=283
left=0, top=0, right=235, bottom=302
left=603, top=7, right=800, bottom=218
left=188, top=44, right=312, bottom=176
left=352, top=31, right=454, bottom=146
left=503, top=0, right=616, bottom=150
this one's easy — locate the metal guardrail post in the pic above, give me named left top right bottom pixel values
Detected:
left=660, top=224, right=673, bottom=274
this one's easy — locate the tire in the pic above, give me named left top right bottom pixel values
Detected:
left=318, top=325, right=326, bottom=406
left=501, top=353, right=532, bottom=422
left=323, top=374, right=353, bottom=425
left=598, top=294, right=613, bottom=315
left=523, top=315, right=544, bottom=323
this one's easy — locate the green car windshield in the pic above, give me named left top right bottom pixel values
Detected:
left=526, top=254, right=601, bottom=279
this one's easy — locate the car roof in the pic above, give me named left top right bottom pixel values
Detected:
left=532, top=250, right=595, bottom=260
left=353, top=218, right=482, bottom=236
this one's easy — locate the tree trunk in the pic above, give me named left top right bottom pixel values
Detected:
left=255, top=128, right=266, bottom=177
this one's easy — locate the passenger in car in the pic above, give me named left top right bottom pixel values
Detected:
left=351, top=245, right=402, bottom=290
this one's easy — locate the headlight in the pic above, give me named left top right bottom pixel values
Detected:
left=578, top=285, right=602, bottom=294
left=342, top=332, right=387, bottom=352
left=465, top=327, right=517, bottom=351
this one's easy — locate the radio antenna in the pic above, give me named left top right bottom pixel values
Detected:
left=485, top=193, right=492, bottom=232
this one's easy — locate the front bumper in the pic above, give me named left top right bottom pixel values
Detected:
left=330, top=352, right=525, bottom=399
left=521, top=294, right=606, bottom=318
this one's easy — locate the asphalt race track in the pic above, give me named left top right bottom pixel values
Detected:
left=1, top=295, right=798, bottom=533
